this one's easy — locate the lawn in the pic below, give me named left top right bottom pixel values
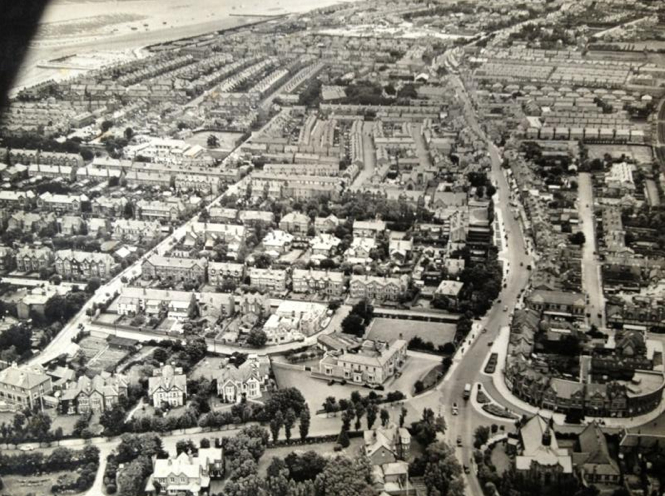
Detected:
left=190, top=356, right=228, bottom=381
left=185, top=131, right=244, bottom=152
left=272, top=363, right=372, bottom=412
left=257, top=438, right=363, bottom=476
left=51, top=414, right=81, bottom=437
left=366, top=318, right=457, bottom=346
left=586, top=144, right=653, bottom=164
left=1, top=471, right=81, bottom=496
left=490, top=441, right=511, bottom=475
left=418, top=364, right=444, bottom=392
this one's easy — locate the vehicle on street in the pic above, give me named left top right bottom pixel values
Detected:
left=463, top=383, right=471, bottom=399
left=503, top=305, right=508, bottom=312
left=457, top=436, right=463, bottom=447
left=452, top=402, right=459, bottom=415
left=463, top=464, right=470, bottom=474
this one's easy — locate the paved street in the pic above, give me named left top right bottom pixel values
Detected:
left=349, top=121, right=377, bottom=190
left=578, top=172, right=605, bottom=329
left=443, top=73, right=533, bottom=495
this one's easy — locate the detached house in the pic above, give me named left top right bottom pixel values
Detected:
left=364, top=425, right=411, bottom=465
left=319, top=339, right=407, bottom=386
left=279, top=212, right=311, bottom=235
left=215, top=355, right=271, bottom=403
left=146, top=449, right=224, bottom=496
left=315, top=214, right=341, bottom=234
left=0, top=364, right=53, bottom=410
left=148, top=365, right=187, bottom=408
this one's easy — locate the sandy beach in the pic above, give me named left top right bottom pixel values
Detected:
left=14, top=0, right=360, bottom=92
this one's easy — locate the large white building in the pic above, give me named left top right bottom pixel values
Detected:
left=319, top=339, right=407, bottom=385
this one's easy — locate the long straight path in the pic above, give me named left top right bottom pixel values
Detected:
left=578, top=173, right=605, bottom=329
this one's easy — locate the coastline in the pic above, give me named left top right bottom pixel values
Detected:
left=12, top=0, right=359, bottom=94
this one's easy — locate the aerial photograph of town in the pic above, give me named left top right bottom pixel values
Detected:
left=0, top=0, right=664, bottom=495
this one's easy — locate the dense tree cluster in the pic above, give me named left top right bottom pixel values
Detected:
left=0, top=445, right=99, bottom=479
left=341, top=299, right=374, bottom=337
left=113, top=434, right=166, bottom=496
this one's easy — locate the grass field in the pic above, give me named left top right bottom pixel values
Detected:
left=366, top=318, right=457, bottom=346
left=186, top=131, right=244, bottom=152
left=1, top=471, right=79, bottom=496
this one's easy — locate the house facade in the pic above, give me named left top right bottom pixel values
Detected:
left=0, top=364, right=53, bottom=410
left=148, top=365, right=187, bottom=408
left=292, top=268, right=344, bottom=296
left=59, top=374, right=128, bottom=414
left=215, top=355, right=271, bottom=403
left=349, top=275, right=407, bottom=301
left=55, top=250, right=115, bottom=280
left=319, top=339, right=407, bottom=386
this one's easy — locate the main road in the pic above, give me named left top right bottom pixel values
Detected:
left=577, top=173, right=605, bottom=329
left=440, top=74, right=533, bottom=494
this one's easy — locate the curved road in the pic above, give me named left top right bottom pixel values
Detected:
left=443, top=74, right=533, bottom=494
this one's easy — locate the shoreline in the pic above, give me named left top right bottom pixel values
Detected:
left=12, top=0, right=359, bottom=94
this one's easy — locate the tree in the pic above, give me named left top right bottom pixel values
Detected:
left=100, top=404, right=127, bottom=436
left=474, top=425, right=490, bottom=449
left=187, top=293, right=200, bottom=321
left=424, top=441, right=465, bottom=496
left=341, top=314, right=365, bottom=337
left=337, top=428, right=350, bottom=448
left=569, top=231, right=586, bottom=245
left=323, top=397, right=338, bottom=416
left=123, top=201, right=135, bottom=219
left=85, top=277, right=101, bottom=294
left=27, top=412, right=51, bottom=440
left=366, top=403, right=378, bottom=430
left=380, top=408, right=390, bottom=427
left=124, top=127, right=134, bottom=140
left=207, top=135, right=220, bottom=148
left=299, top=405, right=310, bottom=440
left=399, top=407, right=407, bottom=428
left=270, top=410, right=284, bottom=442
left=100, top=120, right=114, bottom=133
left=284, top=408, right=296, bottom=442
left=247, top=329, right=268, bottom=348
left=314, top=455, right=374, bottom=496
left=354, top=403, right=365, bottom=431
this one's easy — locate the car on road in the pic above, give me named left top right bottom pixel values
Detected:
left=452, top=402, right=459, bottom=415
left=463, top=464, right=471, bottom=474
left=503, top=305, right=508, bottom=312
left=457, top=436, right=463, bottom=447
